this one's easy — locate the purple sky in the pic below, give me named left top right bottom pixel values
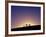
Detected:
left=11, top=6, right=41, bottom=28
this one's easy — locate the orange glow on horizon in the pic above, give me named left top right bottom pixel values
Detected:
left=14, top=18, right=40, bottom=28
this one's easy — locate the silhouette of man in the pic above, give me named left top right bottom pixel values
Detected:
left=26, top=24, right=27, bottom=27
left=29, top=24, right=30, bottom=26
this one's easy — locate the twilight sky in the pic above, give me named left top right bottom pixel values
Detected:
left=11, top=6, right=41, bottom=28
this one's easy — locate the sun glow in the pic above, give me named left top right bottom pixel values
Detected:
left=15, top=21, right=37, bottom=28
left=24, top=22, right=35, bottom=26
left=14, top=19, right=40, bottom=28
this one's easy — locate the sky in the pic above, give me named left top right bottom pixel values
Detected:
left=11, top=6, right=41, bottom=28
